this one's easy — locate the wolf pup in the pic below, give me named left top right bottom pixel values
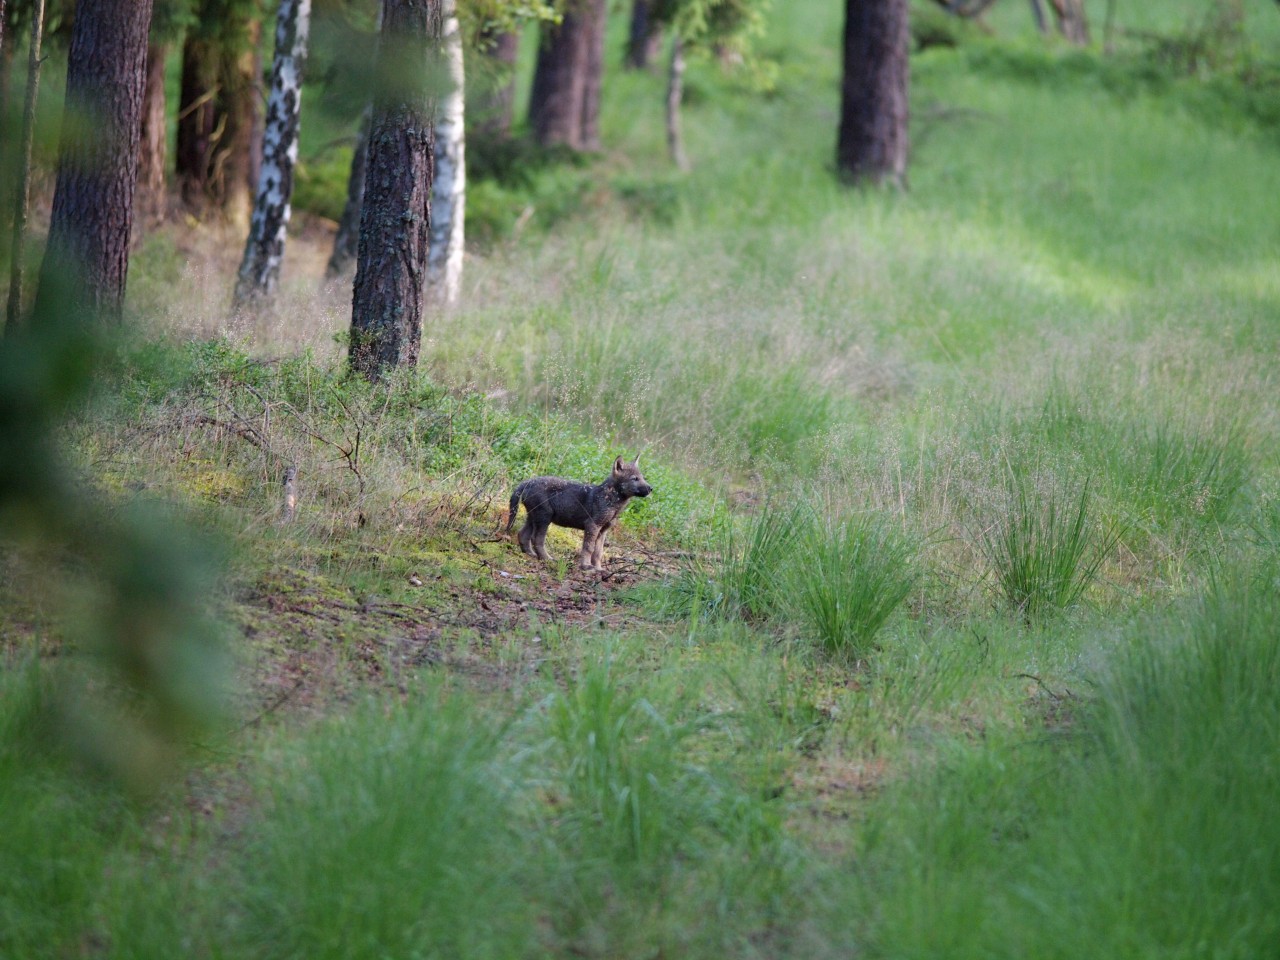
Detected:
left=506, top=456, right=652, bottom=571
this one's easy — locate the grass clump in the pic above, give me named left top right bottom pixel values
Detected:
left=978, top=472, right=1121, bottom=619
left=788, top=514, right=920, bottom=660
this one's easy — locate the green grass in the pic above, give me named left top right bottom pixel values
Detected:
left=5, top=0, right=1280, bottom=957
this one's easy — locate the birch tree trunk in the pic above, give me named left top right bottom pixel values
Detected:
left=135, top=42, right=169, bottom=229
left=349, top=0, right=442, bottom=381
left=665, top=35, right=688, bottom=172
left=426, top=0, right=464, bottom=307
left=233, top=0, right=311, bottom=308
left=836, top=0, right=910, bottom=188
left=33, top=0, right=153, bottom=325
left=5, top=0, right=44, bottom=333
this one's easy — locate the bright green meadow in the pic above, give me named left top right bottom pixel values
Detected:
left=3, top=0, right=1280, bottom=957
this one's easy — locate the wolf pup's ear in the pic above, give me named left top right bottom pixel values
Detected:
left=632, top=452, right=642, bottom=468
left=614, top=456, right=626, bottom=473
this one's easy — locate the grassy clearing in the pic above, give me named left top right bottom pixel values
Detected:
left=3, top=0, right=1280, bottom=956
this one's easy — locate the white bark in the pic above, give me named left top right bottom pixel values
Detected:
left=426, top=0, right=464, bottom=308
left=234, top=0, right=311, bottom=307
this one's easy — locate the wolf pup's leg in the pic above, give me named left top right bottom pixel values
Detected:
left=532, top=522, right=553, bottom=561
left=518, top=520, right=537, bottom=556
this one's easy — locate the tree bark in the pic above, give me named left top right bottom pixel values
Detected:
left=5, top=0, right=44, bottom=334
left=427, top=0, right=464, bottom=307
left=234, top=0, right=311, bottom=308
left=473, top=27, right=518, bottom=138
left=530, top=7, right=587, bottom=148
left=1028, top=0, right=1049, bottom=35
left=218, top=17, right=260, bottom=226
left=325, top=105, right=370, bottom=279
left=836, top=0, right=910, bottom=189
left=665, top=34, right=688, bottom=172
left=579, top=0, right=607, bottom=152
left=0, top=1, right=13, bottom=127
left=349, top=0, right=442, bottom=381
left=1047, top=0, right=1089, bottom=44
left=176, top=30, right=220, bottom=210
left=175, top=2, right=260, bottom=217
left=135, top=42, right=169, bottom=229
left=625, top=0, right=663, bottom=70
left=33, top=0, right=154, bottom=325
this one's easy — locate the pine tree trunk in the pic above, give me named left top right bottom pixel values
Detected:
left=665, top=35, right=688, bottom=172
left=135, top=42, right=169, bottom=229
left=578, top=0, right=607, bottom=152
left=218, top=18, right=260, bottom=226
left=349, top=0, right=443, bottom=381
left=33, top=0, right=153, bottom=325
left=0, top=1, right=14, bottom=127
left=427, top=0, right=464, bottom=307
left=625, top=0, right=662, bottom=70
left=473, top=27, right=518, bottom=138
left=836, top=0, right=910, bottom=188
left=1028, top=0, right=1049, bottom=35
left=1047, top=0, right=1089, bottom=44
left=325, top=105, right=370, bottom=279
left=529, top=4, right=589, bottom=149
left=176, top=32, right=218, bottom=211
left=4, top=0, right=44, bottom=333
left=233, top=0, right=311, bottom=308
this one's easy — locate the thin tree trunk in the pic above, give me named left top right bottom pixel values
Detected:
left=836, top=0, right=910, bottom=188
left=176, top=31, right=219, bottom=211
left=5, top=0, right=44, bottom=334
left=579, top=0, right=607, bottom=152
left=427, top=0, right=464, bottom=307
left=349, top=0, right=443, bottom=381
left=625, top=0, right=662, bottom=70
left=325, top=105, right=370, bottom=279
left=1028, top=0, right=1049, bottom=35
left=135, top=42, right=169, bottom=229
left=218, top=15, right=259, bottom=225
left=665, top=34, right=688, bottom=172
left=529, top=5, right=589, bottom=149
left=33, top=0, right=154, bottom=325
left=474, top=27, right=518, bottom=138
left=0, top=1, right=14, bottom=128
left=1103, top=0, right=1117, bottom=53
left=1047, top=0, right=1090, bottom=44
left=234, top=0, right=311, bottom=308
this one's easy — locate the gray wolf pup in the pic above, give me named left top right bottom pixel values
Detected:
left=506, top=456, right=652, bottom=571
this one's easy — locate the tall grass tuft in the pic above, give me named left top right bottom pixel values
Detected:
left=787, top=514, right=919, bottom=659
left=978, top=472, right=1121, bottom=619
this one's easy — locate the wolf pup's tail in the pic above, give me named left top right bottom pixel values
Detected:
left=506, top=481, right=526, bottom=533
